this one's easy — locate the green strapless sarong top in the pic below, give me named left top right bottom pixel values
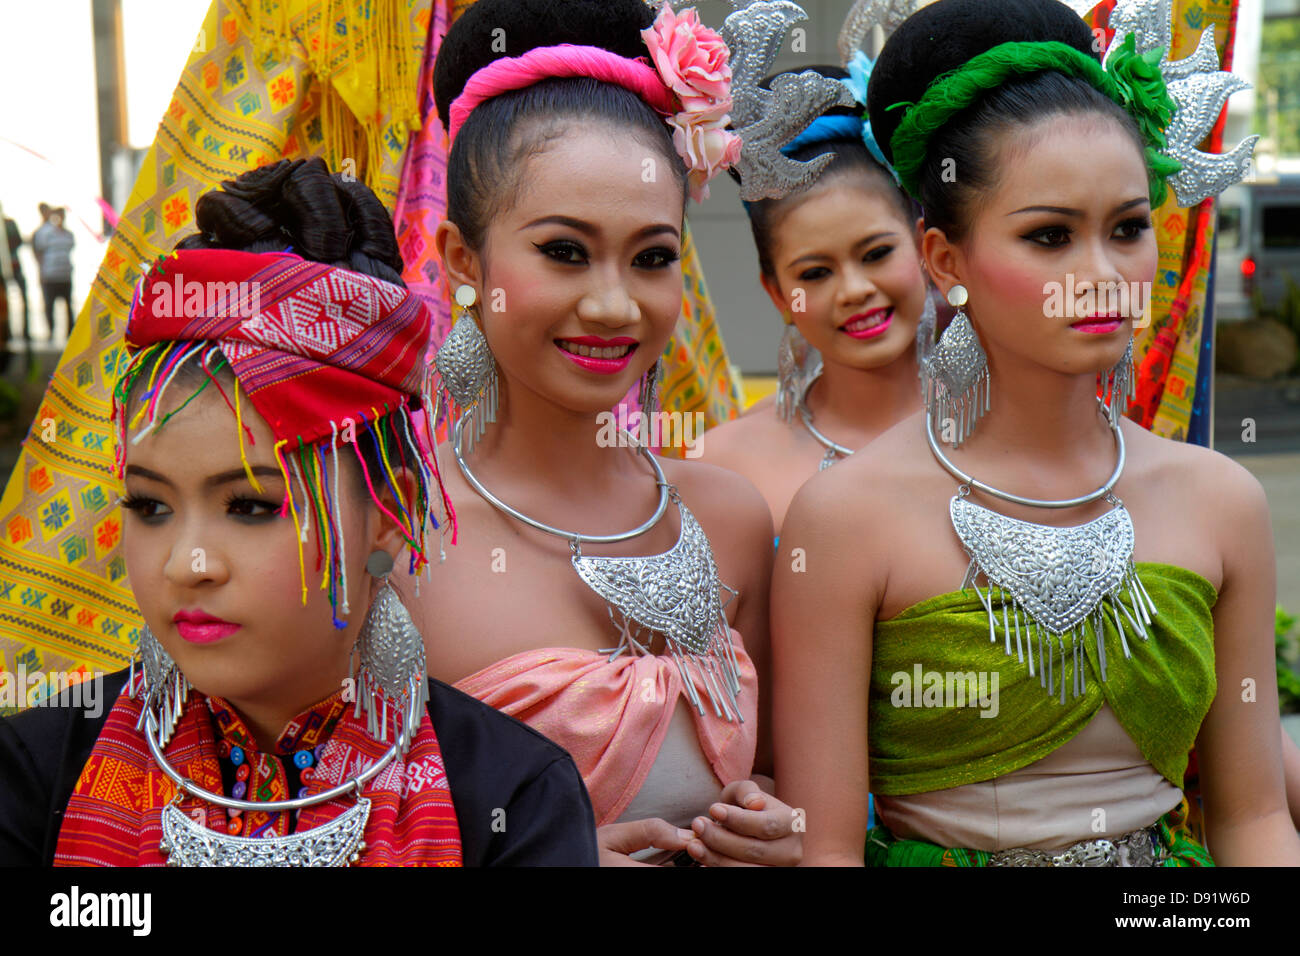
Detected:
left=869, top=563, right=1217, bottom=796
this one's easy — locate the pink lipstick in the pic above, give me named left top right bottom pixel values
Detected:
left=841, top=307, right=893, bottom=340
left=555, top=336, right=638, bottom=374
left=173, top=609, right=241, bottom=644
left=1071, top=314, right=1123, bottom=334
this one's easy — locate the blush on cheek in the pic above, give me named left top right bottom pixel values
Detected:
left=974, top=254, right=1051, bottom=318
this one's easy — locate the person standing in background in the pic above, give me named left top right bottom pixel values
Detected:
left=32, top=206, right=74, bottom=342
left=4, top=217, right=30, bottom=345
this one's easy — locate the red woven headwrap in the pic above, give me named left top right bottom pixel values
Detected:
left=123, top=249, right=430, bottom=450
left=115, top=248, right=455, bottom=621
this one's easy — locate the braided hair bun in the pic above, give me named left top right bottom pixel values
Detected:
left=175, top=157, right=406, bottom=286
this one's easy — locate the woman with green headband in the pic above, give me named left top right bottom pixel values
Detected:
left=771, top=0, right=1299, bottom=866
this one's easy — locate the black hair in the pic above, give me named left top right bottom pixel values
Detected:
left=738, top=65, right=917, bottom=279
left=867, top=0, right=1146, bottom=241
left=431, top=0, right=687, bottom=251
left=174, top=157, right=407, bottom=286
left=146, top=159, right=419, bottom=494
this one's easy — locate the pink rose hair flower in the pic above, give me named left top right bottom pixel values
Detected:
left=641, top=3, right=742, bottom=200
left=673, top=115, right=744, bottom=202
left=641, top=3, right=733, bottom=116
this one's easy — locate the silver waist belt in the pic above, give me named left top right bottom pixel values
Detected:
left=987, top=825, right=1162, bottom=867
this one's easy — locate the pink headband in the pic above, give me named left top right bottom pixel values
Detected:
left=448, top=45, right=676, bottom=143
left=443, top=4, right=741, bottom=202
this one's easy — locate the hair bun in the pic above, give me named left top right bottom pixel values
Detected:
left=867, top=0, right=1097, bottom=166
left=176, top=158, right=406, bottom=286
left=432, top=0, right=655, bottom=129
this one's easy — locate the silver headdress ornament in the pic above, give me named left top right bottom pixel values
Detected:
left=837, top=0, right=934, bottom=65
left=722, top=0, right=858, bottom=201
left=1102, top=0, right=1257, bottom=204
left=1053, top=0, right=1257, bottom=205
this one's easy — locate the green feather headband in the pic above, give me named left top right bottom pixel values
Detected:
left=887, top=33, right=1181, bottom=208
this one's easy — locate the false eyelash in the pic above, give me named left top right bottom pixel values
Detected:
left=222, top=492, right=281, bottom=517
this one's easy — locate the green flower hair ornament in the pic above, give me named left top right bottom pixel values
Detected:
left=887, top=34, right=1182, bottom=209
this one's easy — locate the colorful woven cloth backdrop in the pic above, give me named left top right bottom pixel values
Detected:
left=0, top=0, right=431, bottom=698
left=0, top=0, right=741, bottom=693
left=395, top=0, right=741, bottom=446
left=1085, top=0, right=1239, bottom=442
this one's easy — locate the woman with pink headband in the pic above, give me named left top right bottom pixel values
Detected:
left=405, top=0, right=802, bottom=866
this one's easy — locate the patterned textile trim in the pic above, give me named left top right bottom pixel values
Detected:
left=865, top=796, right=1214, bottom=867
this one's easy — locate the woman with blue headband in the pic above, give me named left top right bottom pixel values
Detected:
left=701, top=58, right=935, bottom=537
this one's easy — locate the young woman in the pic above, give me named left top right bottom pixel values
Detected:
left=773, top=0, right=1300, bottom=866
left=407, top=0, right=800, bottom=866
left=0, top=159, right=598, bottom=867
left=701, top=64, right=932, bottom=535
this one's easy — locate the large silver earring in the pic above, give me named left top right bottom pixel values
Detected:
left=1100, top=337, right=1135, bottom=418
left=914, top=289, right=939, bottom=369
left=922, top=285, right=989, bottom=449
left=434, top=284, right=497, bottom=453
left=776, top=322, right=809, bottom=424
left=638, top=356, right=663, bottom=423
left=131, top=624, right=190, bottom=750
left=353, top=554, right=427, bottom=756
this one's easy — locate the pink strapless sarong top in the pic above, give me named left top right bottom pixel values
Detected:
left=454, top=630, right=759, bottom=825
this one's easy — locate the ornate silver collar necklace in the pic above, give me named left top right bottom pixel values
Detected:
left=136, top=586, right=427, bottom=866
left=923, top=401, right=1159, bottom=702
left=452, top=411, right=743, bottom=722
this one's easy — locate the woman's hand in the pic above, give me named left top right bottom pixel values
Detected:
left=685, top=779, right=803, bottom=866
left=597, top=819, right=693, bottom=867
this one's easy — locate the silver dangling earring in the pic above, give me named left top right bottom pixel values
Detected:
left=1100, top=337, right=1135, bottom=418
left=638, top=356, right=663, bottom=424
left=353, top=549, right=427, bottom=756
left=434, top=284, right=498, bottom=453
left=776, top=322, right=809, bottom=424
left=921, top=284, right=989, bottom=449
left=914, top=289, right=939, bottom=370
left=130, top=624, right=190, bottom=751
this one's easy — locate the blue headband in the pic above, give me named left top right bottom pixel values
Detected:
left=741, top=53, right=899, bottom=212
left=781, top=114, right=866, bottom=156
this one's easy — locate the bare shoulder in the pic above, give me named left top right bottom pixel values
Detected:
left=696, top=399, right=786, bottom=467
left=660, top=455, right=773, bottom=541
left=784, top=410, right=931, bottom=541
left=1124, top=421, right=1267, bottom=514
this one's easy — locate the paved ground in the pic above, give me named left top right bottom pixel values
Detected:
left=1230, top=452, right=1300, bottom=616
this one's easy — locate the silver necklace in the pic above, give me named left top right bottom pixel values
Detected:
left=925, top=399, right=1125, bottom=508
left=452, top=410, right=743, bottom=721
left=796, top=369, right=852, bottom=471
left=924, top=401, right=1158, bottom=702
left=144, top=684, right=423, bottom=866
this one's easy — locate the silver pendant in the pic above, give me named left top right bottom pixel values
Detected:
left=159, top=798, right=370, bottom=867
left=949, top=493, right=1159, bottom=701
left=571, top=497, right=743, bottom=722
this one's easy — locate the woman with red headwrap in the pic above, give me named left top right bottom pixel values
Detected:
left=0, top=159, right=598, bottom=867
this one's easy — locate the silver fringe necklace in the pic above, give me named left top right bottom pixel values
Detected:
left=452, top=411, right=744, bottom=721
left=925, top=400, right=1159, bottom=702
